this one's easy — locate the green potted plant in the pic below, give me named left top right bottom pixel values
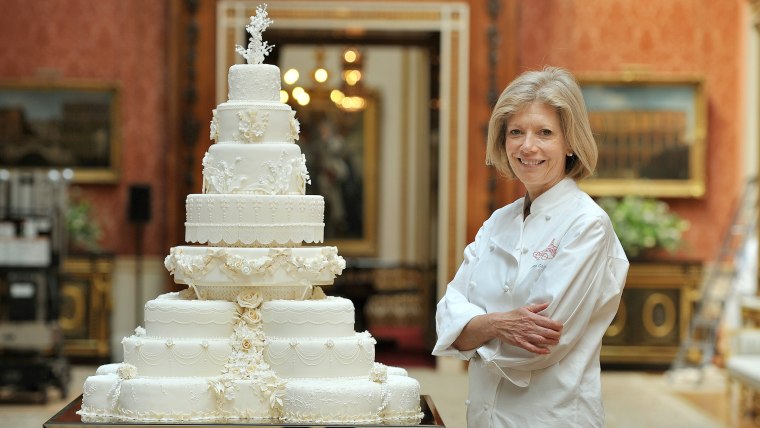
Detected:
left=66, top=199, right=103, bottom=254
left=597, top=195, right=689, bottom=259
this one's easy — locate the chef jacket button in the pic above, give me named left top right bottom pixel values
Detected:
left=502, top=284, right=510, bottom=293
left=465, top=400, right=471, bottom=406
left=545, top=214, right=551, bottom=221
left=522, top=247, right=528, bottom=254
left=469, top=281, right=476, bottom=288
left=484, top=404, right=490, bottom=410
left=489, top=243, right=495, bottom=252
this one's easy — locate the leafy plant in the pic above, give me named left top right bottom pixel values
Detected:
left=66, top=199, right=103, bottom=253
left=597, top=195, right=689, bottom=258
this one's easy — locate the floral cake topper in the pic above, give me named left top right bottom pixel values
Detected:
left=235, top=4, right=274, bottom=65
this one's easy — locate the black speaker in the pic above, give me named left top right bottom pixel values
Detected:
left=128, top=185, right=151, bottom=223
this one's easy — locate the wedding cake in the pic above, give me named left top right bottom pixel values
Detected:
left=77, top=5, right=423, bottom=424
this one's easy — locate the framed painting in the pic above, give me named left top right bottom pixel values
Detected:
left=578, top=74, right=706, bottom=198
left=0, top=80, right=120, bottom=183
left=293, top=88, right=378, bottom=256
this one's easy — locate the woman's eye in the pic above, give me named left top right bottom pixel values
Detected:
left=540, top=129, right=552, bottom=136
left=508, top=129, right=521, bottom=135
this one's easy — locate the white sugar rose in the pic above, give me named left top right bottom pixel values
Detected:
left=241, top=338, right=253, bottom=351
left=237, top=290, right=263, bottom=309
left=369, top=362, right=388, bottom=383
left=134, top=326, right=146, bottom=337
left=118, top=363, right=138, bottom=380
left=241, top=308, right=262, bottom=326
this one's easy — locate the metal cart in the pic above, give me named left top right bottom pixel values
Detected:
left=0, top=169, right=71, bottom=403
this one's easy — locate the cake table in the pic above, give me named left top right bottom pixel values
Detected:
left=43, top=395, right=446, bottom=427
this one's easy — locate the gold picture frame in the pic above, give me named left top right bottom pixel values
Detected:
left=293, top=89, right=379, bottom=256
left=578, top=74, right=706, bottom=198
left=0, top=80, right=121, bottom=183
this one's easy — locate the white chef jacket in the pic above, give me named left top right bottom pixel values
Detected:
left=433, top=178, right=629, bottom=428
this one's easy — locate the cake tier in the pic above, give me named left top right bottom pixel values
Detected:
left=122, top=335, right=232, bottom=377
left=228, top=64, right=280, bottom=102
left=263, top=331, right=375, bottom=379
left=282, top=375, right=423, bottom=424
left=212, top=102, right=298, bottom=144
left=144, top=292, right=238, bottom=338
left=165, top=246, right=345, bottom=291
left=185, top=194, right=324, bottom=246
left=192, top=284, right=316, bottom=302
left=381, top=374, right=425, bottom=422
left=202, top=144, right=308, bottom=195
left=79, top=373, right=276, bottom=422
left=261, top=297, right=355, bottom=338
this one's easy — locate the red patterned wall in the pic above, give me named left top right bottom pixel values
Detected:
left=0, top=0, right=749, bottom=263
left=468, top=0, right=747, bottom=262
left=0, top=0, right=169, bottom=256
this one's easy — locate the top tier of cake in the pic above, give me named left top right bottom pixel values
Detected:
left=212, top=64, right=299, bottom=145
left=228, top=64, right=280, bottom=101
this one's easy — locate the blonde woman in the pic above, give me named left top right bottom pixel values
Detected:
left=433, top=67, right=629, bottom=428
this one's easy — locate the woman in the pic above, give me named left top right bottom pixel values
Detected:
left=433, top=66, right=629, bottom=427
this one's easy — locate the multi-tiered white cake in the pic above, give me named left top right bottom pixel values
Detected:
left=77, top=6, right=423, bottom=424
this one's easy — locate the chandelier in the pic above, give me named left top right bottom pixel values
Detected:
left=280, top=46, right=368, bottom=112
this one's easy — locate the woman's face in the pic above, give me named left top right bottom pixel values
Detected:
left=505, top=102, right=572, bottom=200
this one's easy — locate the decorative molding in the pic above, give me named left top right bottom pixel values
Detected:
left=182, top=0, right=201, bottom=190
left=485, top=0, right=502, bottom=214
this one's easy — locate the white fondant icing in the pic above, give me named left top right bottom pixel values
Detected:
left=79, top=375, right=276, bottom=422
left=214, top=102, right=299, bottom=144
left=122, top=335, right=232, bottom=377
left=144, top=293, right=238, bottom=338
left=283, top=377, right=385, bottom=424
left=184, top=194, right=324, bottom=245
left=264, top=332, right=376, bottom=379
left=202, top=144, right=309, bottom=195
left=262, top=297, right=355, bottom=338
left=228, top=64, right=280, bottom=101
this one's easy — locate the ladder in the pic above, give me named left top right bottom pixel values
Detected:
left=669, top=176, right=758, bottom=381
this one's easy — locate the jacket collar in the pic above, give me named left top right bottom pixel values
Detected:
left=524, top=177, right=579, bottom=217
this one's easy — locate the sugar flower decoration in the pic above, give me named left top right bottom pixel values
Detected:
left=235, top=4, right=274, bottom=65
left=369, top=362, right=388, bottom=383
left=118, top=363, right=138, bottom=380
left=237, top=290, right=263, bottom=309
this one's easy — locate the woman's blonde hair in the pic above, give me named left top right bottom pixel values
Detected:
left=485, top=66, right=597, bottom=180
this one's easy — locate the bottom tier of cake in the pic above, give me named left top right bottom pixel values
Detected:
left=78, top=363, right=423, bottom=424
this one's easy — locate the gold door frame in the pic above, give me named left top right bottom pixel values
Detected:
left=216, top=1, right=470, bottom=295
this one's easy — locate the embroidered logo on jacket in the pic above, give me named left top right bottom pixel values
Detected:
left=533, top=239, right=558, bottom=260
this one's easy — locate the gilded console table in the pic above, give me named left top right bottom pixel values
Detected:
left=59, top=254, right=114, bottom=361
left=601, top=261, right=702, bottom=365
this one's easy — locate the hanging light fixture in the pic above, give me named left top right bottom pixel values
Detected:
left=335, top=46, right=367, bottom=112
left=280, top=45, right=368, bottom=111
left=312, top=46, right=329, bottom=84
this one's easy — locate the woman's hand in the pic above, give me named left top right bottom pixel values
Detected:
left=487, top=302, right=563, bottom=354
left=452, top=302, right=563, bottom=354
